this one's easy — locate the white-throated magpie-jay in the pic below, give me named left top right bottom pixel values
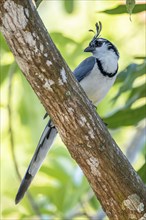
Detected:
left=15, top=22, right=119, bottom=204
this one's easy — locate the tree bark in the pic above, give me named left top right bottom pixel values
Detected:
left=0, top=0, right=146, bottom=219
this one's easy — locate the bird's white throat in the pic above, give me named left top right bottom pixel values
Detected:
left=93, top=42, right=119, bottom=74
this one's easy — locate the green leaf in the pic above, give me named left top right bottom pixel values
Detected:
left=89, top=195, right=100, bottom=210
left=40, top=164, right=70, bottom=185
left=137, top=163, right=146, bottom=184
left=126, top=0, right=135, bottom=20
left=113, top=61, right=146, bottom=101
left=0, top=32, right=10, bottom=52
left=117, top=62, right=146, bottom=84
left=18, top=73, right=45, bottom=142
left=50, top=32, right=79, bottom=68
left=0, top=62, right=18, bottom=86
left=0, top=33, right=18, bottom=85
left=125, top=83, right=146, bottom=107
left=2, top=207, right=16, bottom=216
left=134, top=56, right=146, bottom=60
left=100, top=4, right=146, bottom=14
left=104, top=105, right=146, bottom=129
left=64, top=0, right=74, bottom=14
left=50, top=32, right=77, bottom=46
left=0, top=64, right=10, bottom=85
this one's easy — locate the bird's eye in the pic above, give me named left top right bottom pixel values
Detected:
left=95, top=41, right=103, bottom=47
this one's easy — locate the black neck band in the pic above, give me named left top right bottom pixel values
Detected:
left=96, top=58, right=118, bottom=78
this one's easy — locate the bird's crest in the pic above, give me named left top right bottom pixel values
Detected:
left=89, top=21, right=102, bottom=40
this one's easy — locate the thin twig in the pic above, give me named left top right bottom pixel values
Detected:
left=7, top=63, right=21, bottom=180
left=7, top=62, right=42, bottom=218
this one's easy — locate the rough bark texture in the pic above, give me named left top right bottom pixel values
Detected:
left=1, top=0, right=146, bottom=219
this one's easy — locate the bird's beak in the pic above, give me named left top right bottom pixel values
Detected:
left=84, top=46, right=95, bottom=52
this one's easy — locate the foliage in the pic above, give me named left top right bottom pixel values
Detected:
left=1, top=1, right=146, bottom=219
left=100, top=3, right=146, bottom=15
left=104, top=61, right=146, bottom=128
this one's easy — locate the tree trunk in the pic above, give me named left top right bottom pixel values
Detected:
left=0, top=0, right=146, bottom=219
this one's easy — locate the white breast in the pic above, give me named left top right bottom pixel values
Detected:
left=80, top=64, right=117, bottom=106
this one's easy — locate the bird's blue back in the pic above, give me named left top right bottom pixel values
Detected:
left=73, top=56, right=96, bottom=82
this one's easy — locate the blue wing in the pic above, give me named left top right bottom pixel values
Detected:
left=73, top=56, right=96, bottom=82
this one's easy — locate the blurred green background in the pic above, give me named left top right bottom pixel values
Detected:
left=1, top=1, right=146, bottom=219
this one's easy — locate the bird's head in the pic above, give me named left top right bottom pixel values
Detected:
left=84, top=22, right=119, bottom=60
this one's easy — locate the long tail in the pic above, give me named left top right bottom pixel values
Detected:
left=15, top=119, right=57, bottom=204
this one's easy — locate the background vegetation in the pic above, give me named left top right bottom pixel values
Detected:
left=1, top=1, right=145, bottom=219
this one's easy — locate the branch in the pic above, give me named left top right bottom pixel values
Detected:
left=1, top=0, right=146, bottom=219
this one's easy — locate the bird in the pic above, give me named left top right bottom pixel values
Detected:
left=15, top=22, right=119, bottom=204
